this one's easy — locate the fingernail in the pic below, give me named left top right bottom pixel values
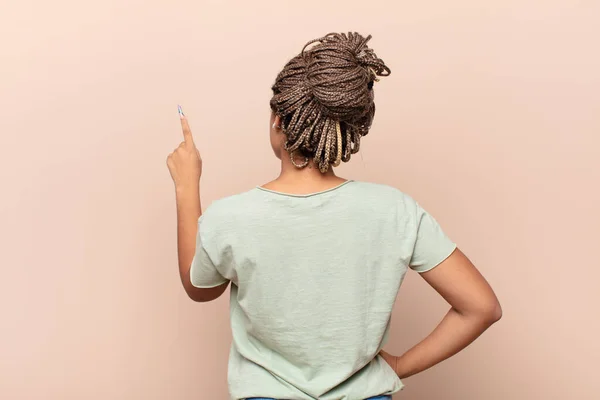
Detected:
left=178, top=104, right=185, bottom=118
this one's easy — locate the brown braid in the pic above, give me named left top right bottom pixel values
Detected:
left=270, top=32, right=390, bottom=172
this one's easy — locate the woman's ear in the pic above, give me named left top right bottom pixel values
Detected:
left=272, top=115, right=282, bottom=130
left=269, top=113, right=285, bottom=159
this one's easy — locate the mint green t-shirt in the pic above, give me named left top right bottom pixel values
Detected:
left=190, top=181, right=456, bottom=400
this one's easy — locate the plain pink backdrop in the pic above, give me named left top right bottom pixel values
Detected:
left=1, top=1, right=599, bottom=399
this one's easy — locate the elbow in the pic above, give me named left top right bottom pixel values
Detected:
left=461, top=300, right=502, bottom=326
left=481, top=301, right=503, bottom=325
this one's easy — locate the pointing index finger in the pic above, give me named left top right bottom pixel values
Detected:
left=178, top=105, right=194, bottom=146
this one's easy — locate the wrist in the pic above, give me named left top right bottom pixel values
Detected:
left=175, top=182, right=200, bottom=196
left=394, top=354, right=411, bottom=379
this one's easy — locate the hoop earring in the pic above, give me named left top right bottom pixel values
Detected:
left=290, top=150, right=309, bottom=169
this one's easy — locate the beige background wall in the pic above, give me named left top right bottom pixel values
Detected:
left=1, top=1, right=599, bottom=399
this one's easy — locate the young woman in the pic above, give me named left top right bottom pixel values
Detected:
left=166, top=32, right=501, bottom=400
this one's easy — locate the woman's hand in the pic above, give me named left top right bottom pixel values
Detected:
left=167, top=107, right=202, bottom=191
left=379, top=349, right=399, bottom=375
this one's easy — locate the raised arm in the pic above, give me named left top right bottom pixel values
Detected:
left=166, top=106, right=229, bottom=302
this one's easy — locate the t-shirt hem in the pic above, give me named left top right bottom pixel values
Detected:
left=189, top=266, right=229, bottom=288
left=190, top=279, right=229, bottom=289
left=412, top=243, right=458, bottom=273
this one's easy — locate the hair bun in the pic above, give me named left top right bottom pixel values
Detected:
left=302, top=32, right=390, bottom=122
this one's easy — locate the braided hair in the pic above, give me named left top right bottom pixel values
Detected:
left=270, top=32, right=390, bottom=172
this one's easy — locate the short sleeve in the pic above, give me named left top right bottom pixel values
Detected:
left=189, top=216, right=228, bottom=288
left=409, top=203, right=457, bottom=273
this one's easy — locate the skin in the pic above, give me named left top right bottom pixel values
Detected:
left=166, top=113, right=229, bottom=302
left=166, top=110, right=502, bottom=379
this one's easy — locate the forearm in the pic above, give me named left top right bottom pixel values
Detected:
left=175, top=184, right=202, bottom=291
left=395, top=307, right=500, bottom=378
